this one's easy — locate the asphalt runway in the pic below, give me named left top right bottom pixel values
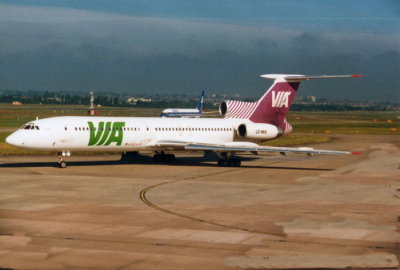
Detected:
left=0, top=134, right=399, bottom=269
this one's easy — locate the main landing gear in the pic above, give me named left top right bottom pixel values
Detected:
left=57, top=151, right=70, bottom=168
left=153, top=151, right=175, bottom=163
left=217, top=158, right=241, bottom=167
left=216, top=152, right=241, bottom=167
left=120, top=151, right=139, bottom=162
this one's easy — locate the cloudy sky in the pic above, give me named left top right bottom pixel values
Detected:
left=0, top=0, right=398, bottom=101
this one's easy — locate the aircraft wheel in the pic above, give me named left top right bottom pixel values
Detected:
left=58, top=161, right=67, bottom=168
left=166, top=154, right=175, bottom=162
left=232, top=159, right=241, bottom=167
left=217, top=159, right=224, bottom=167
left=121, top=152, right=128, bottom=162
left=153, top=154, right=161, bottom=162
left=218, top=158, right=241, bottom=167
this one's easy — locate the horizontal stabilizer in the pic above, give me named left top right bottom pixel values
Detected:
left=260, top=74, right=362, bottom=82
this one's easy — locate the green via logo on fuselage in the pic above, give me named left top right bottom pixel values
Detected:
left=88, top=121, right=125, bottom=146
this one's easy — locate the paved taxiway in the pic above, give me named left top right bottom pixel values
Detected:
left=0, top=134, right=399, bottom=269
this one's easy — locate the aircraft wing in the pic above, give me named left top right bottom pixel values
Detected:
left=151, top=140, right=357, bottom=155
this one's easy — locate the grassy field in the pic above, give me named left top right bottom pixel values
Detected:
left=262, top=134, right=331, bottom=147
left=288, top=111, right=399, bottom=135
left=0, top=103, right=398, bottom=155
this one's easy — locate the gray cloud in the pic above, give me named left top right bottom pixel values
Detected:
left=0, top=4, right=398, bottom=101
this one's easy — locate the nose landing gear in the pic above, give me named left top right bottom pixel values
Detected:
left=57, top=151, right=70, bottom=168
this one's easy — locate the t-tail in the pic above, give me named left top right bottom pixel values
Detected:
left=220, top=74, right=362, bottom=134
left=196, top=90, right=205, bottom=111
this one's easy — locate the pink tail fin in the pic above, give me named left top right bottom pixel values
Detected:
left=222, top=74, right=361, bottom=134
left=249, top=81, right=300, bottom=133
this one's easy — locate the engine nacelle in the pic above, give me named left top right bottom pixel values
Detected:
left=219, top=101, right=228, bottom=116
left=236, top=123, right=281, bottom=141
left=219, top=100, right=257, bottom=117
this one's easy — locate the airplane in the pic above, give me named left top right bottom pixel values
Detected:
left=5, top=74, right=362, bottom=168
left=161, top=90, right=204, bottom=117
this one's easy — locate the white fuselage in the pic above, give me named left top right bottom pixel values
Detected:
left=6, top=116, right=280, bottom=152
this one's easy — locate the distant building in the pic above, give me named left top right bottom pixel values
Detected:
left=127, top=97, right=152, bottom=105
left=307, top=96, right=317, bottom=102
left=12, top=101, right=22, bottom=106
left=294, top=95, right=304, bottom=102
left=46, top=97, right=61, bottom=102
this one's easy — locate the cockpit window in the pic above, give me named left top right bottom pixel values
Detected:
left=22, top=123, right=33, bottom=129
left=21, top=123, right=39, bottom=130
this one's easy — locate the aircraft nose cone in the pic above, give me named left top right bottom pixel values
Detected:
left=5, top=133, right=18, bottom=146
